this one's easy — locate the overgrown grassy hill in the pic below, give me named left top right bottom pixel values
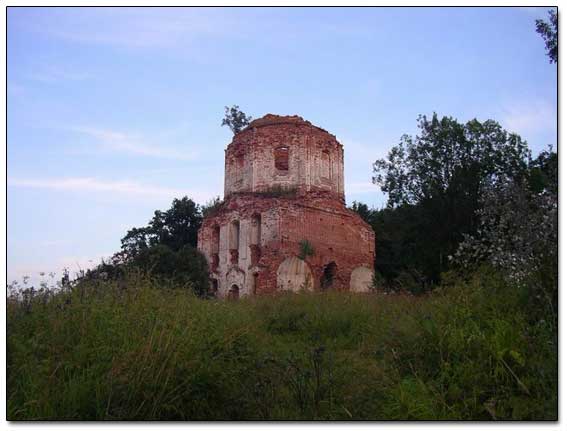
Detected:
left=7, top=269, right=557, bottom=420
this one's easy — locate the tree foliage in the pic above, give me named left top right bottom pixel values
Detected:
left=369, top=113, right=531, bottom=286
left=350, top=201, right=372, bottom=224
left=527, top=146, right=557, bottom=194
left=453, top=150, right=557, bottom=319
left=536, top=9, right=558, bottom=64
left=298, top=239, right=315, bottom=260
left=120, top=196, right=202, bottom=260
left=221, top=105, right=252, bottom=134
left=131, top=244, right=210, bottom=296
left=85, top=196, right=209, bottom=296
left=373, top=113, right=530, bottom=208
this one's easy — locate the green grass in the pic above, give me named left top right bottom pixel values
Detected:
left=7, top=269, right=557, bottom=420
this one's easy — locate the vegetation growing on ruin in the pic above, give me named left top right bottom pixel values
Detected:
left=201, top=196, right=224, bottom=218
left=221, top=105, right=253, bottom=134
left=298, top=239, right=315, bottom=260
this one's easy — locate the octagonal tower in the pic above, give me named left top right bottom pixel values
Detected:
left=224, top=114, right=345, bottom=202
left=198, top=114, right=375, bottom=298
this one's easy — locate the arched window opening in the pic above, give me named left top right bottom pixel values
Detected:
left=211, top=225, right=220, bottom=270
left=321, top=150, right=331, bottom=179
left=251, top=214, right=261, bottom=245
left=274, top=146, right=289, bottom=171
left=229, top=284, right=240, bottom=300
left=229, top=220, right=240, bottom=263
left=210, top=279, right=219, bottom=297
left=321, top=261, right=337, bottom=290
left=249, top=214, right=262, bottom=265
left=212, top=225, right=220, bottom=253
left=231, top=155, right=245, bottom=189
left=211, top=253, right=220, bottom=271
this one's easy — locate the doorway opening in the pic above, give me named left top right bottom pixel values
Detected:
left=228, top=284, right=240, bottom=300
left=320, top=262, right=337, bottom=290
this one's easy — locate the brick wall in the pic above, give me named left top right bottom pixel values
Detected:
left=198, top=114, right=375, bottom=298
left=224, top=115, right=345, bottom=202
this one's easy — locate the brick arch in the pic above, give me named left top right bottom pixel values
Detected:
left=350, top=266, right=374, bottom=292
left=225, top=267, right=245, bottom=297
left=209, top=277, right=219, bottom=292
left=276, top=257, right=314, bottom=292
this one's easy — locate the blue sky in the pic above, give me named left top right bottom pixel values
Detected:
left=7, top=6, right=557, bottom=282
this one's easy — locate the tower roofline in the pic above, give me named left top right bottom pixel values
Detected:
left=241, top=114, right=331, bottom=135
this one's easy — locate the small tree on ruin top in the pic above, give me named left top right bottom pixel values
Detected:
left=221, top=105, right=252, bottom=134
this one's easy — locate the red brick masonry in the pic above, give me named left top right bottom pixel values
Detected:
left=198, top=114, right=375, bottom=297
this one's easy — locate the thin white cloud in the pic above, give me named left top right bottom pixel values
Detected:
left=501, top=100, right=556, bottom=136
left=28, top=65, right=92, bottom=83
left=8, top=177, right=210, bottom=202
left=342, top=138, right=385, bottom=165
left=38, top=239, right=71, bottom=247
left=72, top=127, right=129, bottom=142
left=517, top=7, right=552, bottom=18
left=68, top=126, right=198, bottom=160
left=7, top=82, right=26, bottom=95
left=346, top=182, right=378, bottom=194
left=39, top=8, right=241, bottom=50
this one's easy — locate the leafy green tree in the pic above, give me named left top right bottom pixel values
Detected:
left=120, top=196, right=202, bottom=260
left=87, top=196, right=211, bottom=296
left=221, top=105, right=252, bottom=134
left=527, top=146, right=557, bottom=194
left=373, top=113, right=530, bottom=208
left=372, top=113, right=530, bottom=285
left=536, top=9, right=558, bottom=64
left=453, top=151, right=557, bottom=320
left=151, top=197, right=202, bottom=251
left=120, top=226, right=151, bottom=260
left=369, top=204, right=421, bottom=284
left=350, top=201, right=373, bottom=224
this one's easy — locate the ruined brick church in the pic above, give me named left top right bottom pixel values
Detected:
left=197, top=114, right=375, bottom=298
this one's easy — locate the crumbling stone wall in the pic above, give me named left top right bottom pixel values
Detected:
left=224, top=115, right=345, bottom=202
left=198, top=114, right=375, bottom=298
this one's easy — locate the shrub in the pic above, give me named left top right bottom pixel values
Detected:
left=202, top=196, right=224, bottom=218
left=130, top=244, right=209, bottom=296
left=298, top=240, right=314, bottom=260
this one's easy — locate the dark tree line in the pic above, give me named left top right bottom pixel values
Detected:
left=118, top=197, right=202, bottom=259
left=84, top=196, right=221, bottom=297
left=351, top=114, right=556, bottom=294
left=352, top=10, right=558, bottom=293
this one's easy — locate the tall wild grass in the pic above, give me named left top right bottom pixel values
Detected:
left=7, top=268, right=557, bottom=420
